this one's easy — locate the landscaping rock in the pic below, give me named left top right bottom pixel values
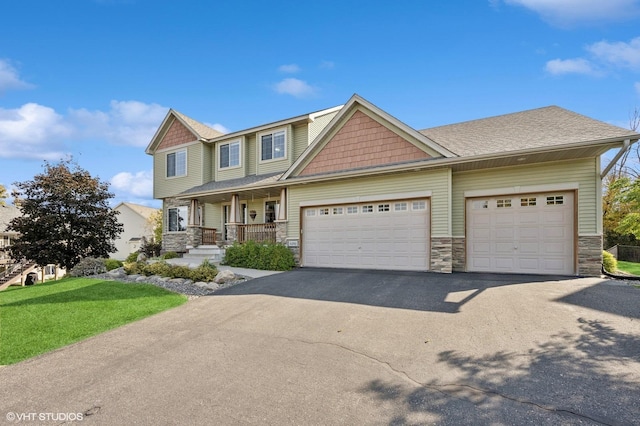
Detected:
left=205, top=283, right=220, bottom=290
left=136, top=252, right=148, bottom=262
left=214, top=270, right=236, bottom=284
left=135, top=276, right=148, bottom=282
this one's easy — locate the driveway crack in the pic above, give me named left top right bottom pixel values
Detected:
left=279, top=336, right=615, bottom=426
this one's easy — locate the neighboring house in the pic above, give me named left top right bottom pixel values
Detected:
left=112, top=202, right=159, bottom=260
left=146, top=94, right=639, bottom=276
left=0, top=204, right=21, bottom=269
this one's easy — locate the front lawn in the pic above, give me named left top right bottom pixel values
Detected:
left=617, top=261, right=640, bottom=276
left=0, top=278, right=186, bottom=365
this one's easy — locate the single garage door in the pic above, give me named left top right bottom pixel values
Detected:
left=302, top=199, right=430, bottom=271
left=467, top=192, right=574, bottom=275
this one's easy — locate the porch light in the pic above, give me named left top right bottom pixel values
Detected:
left=249, top=210, right=257, bottom=221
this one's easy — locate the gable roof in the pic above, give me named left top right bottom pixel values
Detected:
left=145, top=109, right=224, bottom=154
left=419, top=106, right=639, bottom=157
left=114, top=202, right=159, bottom=220
left=281, top=94, right=456, bottom=180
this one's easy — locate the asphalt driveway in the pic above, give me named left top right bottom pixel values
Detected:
left=1, top=269, right=639, bottom=425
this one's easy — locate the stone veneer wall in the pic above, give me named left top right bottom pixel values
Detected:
left=578, top=235, right=603, bottom=277
left=430, top=237, right=452, bottom=273
left=276, top=221, right=300, bottom=265
left=186, top=226, right=202, bottom=248
left=452, top=237, right=466, bottom=272
left=162, top=198, right=189, bottom=253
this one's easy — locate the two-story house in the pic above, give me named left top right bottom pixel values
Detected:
left=146, top=94, right=639, bottom=276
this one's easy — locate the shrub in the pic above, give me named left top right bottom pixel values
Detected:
left=69, top=257, right=107, bottom=277
left=125, top=251, right=140, bottom=263
left=104, top=258, right=123, bottom=271
left=143, top=261, right=173, bottom=277
left=140, top=240, right=162, bottom=258
left=602, top=251, right=618, bottom=273
left=223, top=241, right=295, bottom=271
left=161, top=251, right=179, bottom=260
left=124, top=261, right=145, bottom=275
left=189, top=259, right=219, bottom=282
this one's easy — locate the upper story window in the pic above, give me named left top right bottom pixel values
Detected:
left=166, top=150, right=186, bottom=177
left=260, top=130, right=286, bottom=161
left=220, top=141, right=241, bottom=169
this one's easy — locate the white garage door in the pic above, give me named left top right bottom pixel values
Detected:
left=302, top=199, right=430, bottom=271
left=467, top=193, right=574, bottom=275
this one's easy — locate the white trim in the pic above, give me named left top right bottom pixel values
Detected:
left=464, top=182, right=579, bottom=198
left=155, top=139, right=201, bottom=154
left=166, top=149, right=187, bottom=178
left=258, top=127, right=288, bottom=164
left=218, top=139, right=242, bottom=170
left=309, top=105, right=343, bottom=121
left=578, top=233, right=603, bottom=237
left=299, top=191, right=432, bottom=207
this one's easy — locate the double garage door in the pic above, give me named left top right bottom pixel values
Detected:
left=302, top=199, right=430, bottom=271
left=467, top=192, right=575, bottom=275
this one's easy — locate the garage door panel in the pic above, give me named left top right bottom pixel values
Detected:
left=303, top=199, right=429, bottom=271
left=467, top=193, right=574, bottom=275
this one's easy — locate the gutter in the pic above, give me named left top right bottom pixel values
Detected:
left=600, top=138, right=632, bottom=178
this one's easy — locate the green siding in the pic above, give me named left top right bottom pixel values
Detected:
left=307, top=110, right=339, bottom=146
left=247, top=135, right=257, bottom=175
left=216, top=137, right=247, bottom=181
left=153, top=143, right=204, bottom=199
left=287, top=169, right=451, bottom=239
left=202, top=144, right=212, bottom=183
left=452, top=158, right=598, bottom=235
left=293, top=123, right=309, bottom=161
left=257, top=125, right=294, bottom=175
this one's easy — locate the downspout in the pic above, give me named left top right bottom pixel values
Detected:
left=601, top=139, right=632, bottom=178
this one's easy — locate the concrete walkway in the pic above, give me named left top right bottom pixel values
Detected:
left=164, top=257, right=283, bottom=279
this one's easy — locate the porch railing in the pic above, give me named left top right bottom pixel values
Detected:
left=202, top=228, right=217, bottom=245
left=237, top=223, right=277, bottom=244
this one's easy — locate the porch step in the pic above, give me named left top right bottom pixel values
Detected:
left=183, top=245, right=225, bottom=263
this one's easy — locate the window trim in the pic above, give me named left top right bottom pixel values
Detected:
left=218, top=140, right=242, bottom=170
left=167, top=206, right=188, bottom=232
left=166, top=149, right=187, bottom=178
left=258, top=128, right=287, bottom=163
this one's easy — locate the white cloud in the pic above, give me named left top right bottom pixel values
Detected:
left=273, top=78, right=316, bottom=98
left=587, top=37, right=640, bottom=70
left=278, top=64, right=301, bottom=74
left=205, top=122, right=230, bottom=134
left=320, top=60, right=335, bottom=69
left=0, top=103, right=71, bottom=160
left=503, top=0, right=640, bottom=26
left=110, top=170, right=153, bottom=198
left=0, top=59, right=34, bottom=92
left=70, top=100, right=168, bottom=147
left=545, top=58, right=596, bottom=75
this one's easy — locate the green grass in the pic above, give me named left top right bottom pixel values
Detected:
left=617, top=261, right=640, bottom=276
left=0, top=278, right=187, bottom=365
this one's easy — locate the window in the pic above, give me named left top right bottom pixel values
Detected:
left=319, top=208, right=329, bottom=216
left=546, top=195, right=564, bottom=205
left=261, top=130, right=286, bottom=161
left=332, top=207, right=343, bottom=215
left=521, top=197, right=537, bottom=206
left=168, top=206, right=188, bottom=232
left=166, top=150, right=186, bottom=177
left=378, top=204, right=390, bottom=212
left=362, top=205, right=373, bottom=213
left=347, top=206, right=358, bottom=214
left=306, top=209, right=316, bottom=217
left=220, top=141, right=240, bottom=168
left=497, top=199, right=512, bottom=208
left=394, top=202, right=408, bottom=211
left=412, top=201, right=426, bottom=211
left=265, top=201, right=278, bottom=223
left=473, top=200, right=488, bottom=210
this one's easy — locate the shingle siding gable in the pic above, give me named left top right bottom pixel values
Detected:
left=158, top=119, right=197, bottom=151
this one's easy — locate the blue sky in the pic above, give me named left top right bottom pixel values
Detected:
left=1, top=0, right=640, bottom=208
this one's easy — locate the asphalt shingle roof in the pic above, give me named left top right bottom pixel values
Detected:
left=173, top=110, right=224, bottom=140
left=180, top=172, right=283, bottom=195
left=419, top=106, right=639, bottom=157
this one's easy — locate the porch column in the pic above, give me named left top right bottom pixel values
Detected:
left=186, top=198, right=202, bottom=248
left=277, top=188, right=287, bottom=221
left=188, top=199, right=200, bottom=226
left=230, top=194, right=242, bottom=223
